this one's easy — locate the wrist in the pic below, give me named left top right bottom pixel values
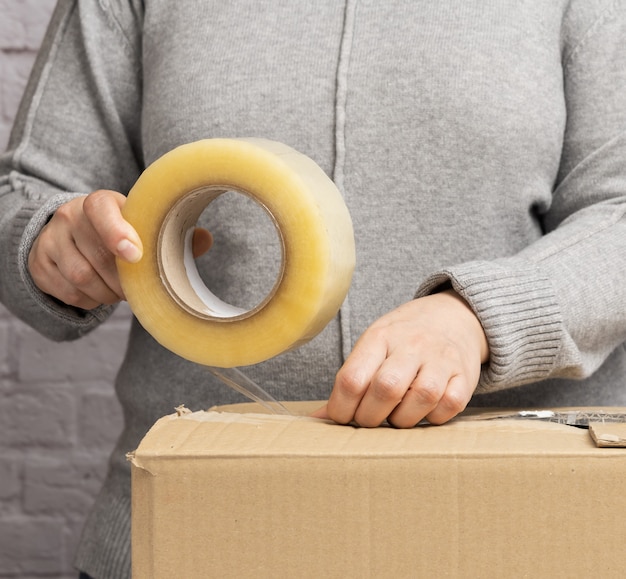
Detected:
left=440, top=289, right=490, bottom=364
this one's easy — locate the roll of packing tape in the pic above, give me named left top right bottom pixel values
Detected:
left=117, top=138, right=355, bottom=368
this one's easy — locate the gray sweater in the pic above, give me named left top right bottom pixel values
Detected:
left=2, top=0, right=626, bottom=576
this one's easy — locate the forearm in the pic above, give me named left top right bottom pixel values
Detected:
left=0, top=0, right=143, bottom=339
left=417, top=3, right=626, bottom=394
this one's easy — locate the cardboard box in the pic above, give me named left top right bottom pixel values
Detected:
left=129, top=402, right=626, bottom=578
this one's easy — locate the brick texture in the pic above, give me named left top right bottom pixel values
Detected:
left=0, top=3, right=130, bottom=577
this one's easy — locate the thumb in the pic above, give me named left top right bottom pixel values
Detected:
left=83, top=190, right=143, bottom=263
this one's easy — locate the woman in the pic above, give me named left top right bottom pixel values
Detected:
left=2, top=1, right=625, bottom=577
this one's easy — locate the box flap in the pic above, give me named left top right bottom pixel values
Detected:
left=130, top=402, right=626, bottom=474
left=589, top=422, right=626, bottom=447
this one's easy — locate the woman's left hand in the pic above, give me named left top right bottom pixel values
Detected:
left=312, top=290, right=489, bottom=428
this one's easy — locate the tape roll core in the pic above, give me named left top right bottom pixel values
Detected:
left=118, top=138, right=355, bottom=368
left=158, top=185, right=284, bottom=321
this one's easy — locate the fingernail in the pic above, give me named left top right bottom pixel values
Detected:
left=117, top=239, right=142, bottom=263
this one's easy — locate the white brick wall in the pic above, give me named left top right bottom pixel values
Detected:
left=1, top=1, right=129, bottom=577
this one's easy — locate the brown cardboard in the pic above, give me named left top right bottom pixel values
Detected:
left=129, top=402, right=626, bottom=578
left=589, top=422, right=626, bottom=447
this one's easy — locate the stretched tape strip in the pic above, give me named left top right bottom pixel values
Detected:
left=117, top=138, right=355, bottom=368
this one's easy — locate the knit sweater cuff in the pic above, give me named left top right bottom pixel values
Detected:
left=415, top=260, right=563, bottom=394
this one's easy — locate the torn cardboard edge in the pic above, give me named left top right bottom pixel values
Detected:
left=589, top=422, right=626, bottom=447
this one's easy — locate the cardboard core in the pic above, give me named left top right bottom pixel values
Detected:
left=158, top=185, right=285, bottom=320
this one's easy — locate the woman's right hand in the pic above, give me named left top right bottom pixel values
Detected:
left=28, top=189, right=212, bottom=310
left=28, top=190, right=143, bottom=309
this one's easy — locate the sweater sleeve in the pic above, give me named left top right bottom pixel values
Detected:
left=0, top=0, right=143, bottom=341
left=416, top=1, right=626, bottom=394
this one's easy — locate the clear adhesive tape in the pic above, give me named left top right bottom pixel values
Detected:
left=117, top=138, right=355, bottom=368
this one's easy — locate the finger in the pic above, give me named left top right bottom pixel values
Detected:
left=72, top=222, right=125, bottom=301
left=53, top=240, right=121, bottom=306
left=192, top=227, right=213, bottom=258
left=29, top=246, right=104, bottom=310
left=353, top=353, right=419, bottom=427
left=309, top=404, right=329, bottom=419
left=82, top=190, right=143, bottom=263
left=29, top=221, right=119, bottom=308
left=327, top=339, right=388, bottom=425
left=386, top=364, right=450, bottom=428
left=425, top=374, right=472, bottom=426
left=46, top=215, right=122, bottom=305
